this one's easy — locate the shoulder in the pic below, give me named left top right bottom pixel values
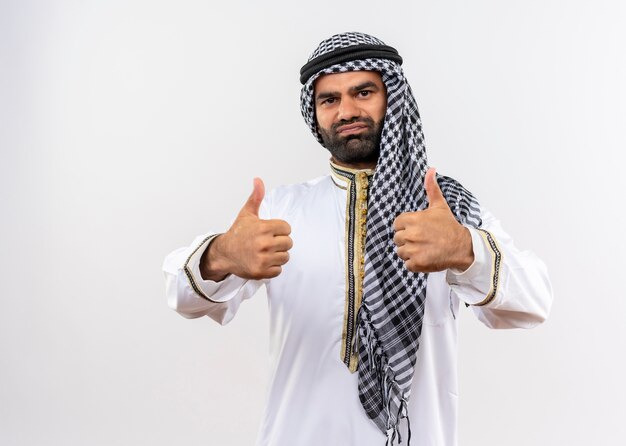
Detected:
left=266, top=175, right=331, bottom=217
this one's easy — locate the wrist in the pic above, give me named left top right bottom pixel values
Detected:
left=452, top=226, right=474, bottom=272
left=200, top=234, right=232, bottom=281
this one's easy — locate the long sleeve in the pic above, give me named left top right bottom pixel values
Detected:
left=446, top=208, right=553, bottom=329
left=162, top=233, right=264, bottom=324
left=162, top=195, right=272, bottom=324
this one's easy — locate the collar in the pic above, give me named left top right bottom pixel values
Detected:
left=330, top=160, right=375, bottom=189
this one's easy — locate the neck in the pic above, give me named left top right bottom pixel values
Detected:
left=330, top=157, right=377, bottom=170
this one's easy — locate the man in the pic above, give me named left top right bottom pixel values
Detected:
left=163, top=32, right=552, bottom=446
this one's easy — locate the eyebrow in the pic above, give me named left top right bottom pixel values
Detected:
left=315, top=81, right=381, bottom=102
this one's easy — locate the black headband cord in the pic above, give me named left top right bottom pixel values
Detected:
left=299, top=44, right=403, bottom=84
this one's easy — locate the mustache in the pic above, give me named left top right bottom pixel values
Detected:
left=331, top=117, right=375, bottom=132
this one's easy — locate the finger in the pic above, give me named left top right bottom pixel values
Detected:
left=265, top=266, right=282, bottom=278
left=396, top=245, right=409, bottom=261
left=270, top=251, right=290, bottom=266
left=239, top=177, right=265, bottom=218
left=393, top=214, right=407, bottom=231
left=272, top=235, right=293, bottom=251
left=393, top=231, right=405, bottom=247
left=265, top=219, right=291, bottom=236
left=424, top=168, right=447, bottom=209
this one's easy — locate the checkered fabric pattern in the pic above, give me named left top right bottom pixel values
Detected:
left=307, top=33, right=386, bottom=61
left=300, top=32, right=482, bottom=443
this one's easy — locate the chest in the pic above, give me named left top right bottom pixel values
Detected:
left=264, top=181, right=455, bottom=351
left=266, top=188, right=347, bottom=331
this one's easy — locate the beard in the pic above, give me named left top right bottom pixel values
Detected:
left=318, top=117, right=383, bottom=165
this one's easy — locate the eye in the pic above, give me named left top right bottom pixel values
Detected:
left=358, top=90, right=372, bottom=98
left=321, top=97, right=336, bottom=106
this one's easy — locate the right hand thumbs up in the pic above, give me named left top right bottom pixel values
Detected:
left=201, top=178, right=293, bottom=281
left=238, top=177, right=265, bottom=218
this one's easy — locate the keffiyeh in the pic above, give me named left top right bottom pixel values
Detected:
left=300, top=32, right=483, bottom=443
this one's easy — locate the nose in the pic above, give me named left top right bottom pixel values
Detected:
left=337, top=97, right=360, bottom=122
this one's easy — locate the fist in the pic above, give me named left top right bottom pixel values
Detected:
left=392, top=168, right=474, bottom=273
left=201, top=178, right=293, bottom=280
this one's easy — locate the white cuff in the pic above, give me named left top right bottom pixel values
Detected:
left=183, top=234, right=248, bottom=303
left=446, top=227, right=503, bottom=306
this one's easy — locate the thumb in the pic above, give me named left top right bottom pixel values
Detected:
left=424, top=168, right=447, bottom=209
left=239, top=177, right=265, bottom=218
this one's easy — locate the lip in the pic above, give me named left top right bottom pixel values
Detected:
left=336, top=123, right=369, bottom=135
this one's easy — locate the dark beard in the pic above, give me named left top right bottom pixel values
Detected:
left=318, top=117, right=383, bottom=165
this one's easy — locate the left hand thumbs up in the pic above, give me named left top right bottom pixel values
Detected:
left=424, top=167, right=447, bottom=209
left=392, top=168, right=474, bottom=273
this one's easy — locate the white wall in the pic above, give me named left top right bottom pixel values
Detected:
left=1, top=1, right=624, bottom=444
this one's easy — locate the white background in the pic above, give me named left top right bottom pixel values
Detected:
left=1, top=0, right=625, bottom=445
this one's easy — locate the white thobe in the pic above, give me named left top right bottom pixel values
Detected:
left=162, top=167, right=552, bottom=446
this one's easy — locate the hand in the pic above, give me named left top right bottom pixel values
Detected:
left=200, top=178, right=293, bottom=281
left=392, top=168, right=474, bottom=273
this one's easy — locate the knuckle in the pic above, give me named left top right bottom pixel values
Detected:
left=404, top=260, right=416, bottom=272
left=397, top=248, right=409, bottom=261
left=393, top=234, right=404, bottom=246
left=250, top=266, right=265, bottom=279
left=252, top=240, right=266, bottom=252
left=406, top=227, right=421, bottom=241
left=269, top=219, right=290, bottom=235
left=393, top=215, right=403, bottom=229
left=256, top=237, right=273, bottom=252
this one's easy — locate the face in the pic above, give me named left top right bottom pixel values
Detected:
left=314, top=71, right=387, bottom=169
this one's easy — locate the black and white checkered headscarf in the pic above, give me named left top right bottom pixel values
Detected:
left=300, top=32, right=482, bottom=443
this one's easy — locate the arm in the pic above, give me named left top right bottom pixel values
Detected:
left=446, top=209, right=553, bottom=329
left=162, top=178, right=293, bottom=324
left=393, top=168, right=552, bottom=328
left=162, top=233, right=262, bottom=324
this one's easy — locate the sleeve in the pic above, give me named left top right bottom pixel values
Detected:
left=445, top=208, right=553, bottom=329
left=162, top=195, right=271, bottom=325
